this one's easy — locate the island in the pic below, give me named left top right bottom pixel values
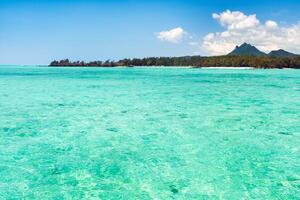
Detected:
left=50, top=43, right=300, bottom=69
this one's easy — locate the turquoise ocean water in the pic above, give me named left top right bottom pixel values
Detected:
left=0, top=66, right=300, bottom=199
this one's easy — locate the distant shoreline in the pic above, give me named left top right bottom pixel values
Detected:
left=1, top=64, right=298, bottom=70
left=44, top=65, right=300, bottom=70
left=46, top=65, right=298, bottom=69
left=49, top=55, right=300, bottom=69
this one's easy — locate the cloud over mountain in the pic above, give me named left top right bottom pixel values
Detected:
left=212, top=10, right=260, bottom=30
left=202, top=10, right=300, bottom=55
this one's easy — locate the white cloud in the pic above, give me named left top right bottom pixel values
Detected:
left=202, top=10, right=300, bottom=55
left=156, top=27, right=186, bottom=43
left=212, top=10, right=259, bottom=30
left=265, top=20, right=278, bottom=29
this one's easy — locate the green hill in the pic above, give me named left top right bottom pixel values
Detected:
left=268, top=49, right=298, bottom=57
left=228, top=43, right=266, bottom=56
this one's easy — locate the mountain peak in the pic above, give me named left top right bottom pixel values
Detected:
left=228, top=43, right=266, bottom=56
left=240, top=42, right=249, bottom=46
left=268, top=49, right=298, bottom=57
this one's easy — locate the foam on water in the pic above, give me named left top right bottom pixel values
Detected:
left=0, top=66, right=300, bottom=199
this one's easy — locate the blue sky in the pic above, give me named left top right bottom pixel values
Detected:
left=1, top=0, right=300, bottom=64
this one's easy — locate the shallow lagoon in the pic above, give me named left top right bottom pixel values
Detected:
left=0, top=66, right=300, bottom=199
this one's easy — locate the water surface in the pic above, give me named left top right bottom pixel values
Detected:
left=0, top=66, right=300, bottom=199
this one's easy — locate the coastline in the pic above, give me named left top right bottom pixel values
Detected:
left=49, top=55, right=300, bottom=69
left=199, top=66, right=254, bottom=69
left=44, top=65, right=298, bottom=69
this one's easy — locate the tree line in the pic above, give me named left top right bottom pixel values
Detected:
left=50, top=55, right=300, bottom=69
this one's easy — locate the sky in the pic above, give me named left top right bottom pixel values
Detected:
left=1, top=0, right=300, bottom=64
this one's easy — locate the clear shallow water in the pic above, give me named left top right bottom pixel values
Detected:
left=0, top=66, right=300, bottom=199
